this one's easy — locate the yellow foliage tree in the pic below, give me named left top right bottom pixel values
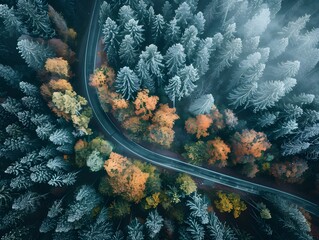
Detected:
left=176, top=173, right=197, bottom=195
left=214, top=191, right=247, bottom=218
left=145, top=192, right=161, bottom=209
left=45, top=57, right=69, bottom=77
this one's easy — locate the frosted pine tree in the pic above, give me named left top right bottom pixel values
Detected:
left=189, top=94, right=214, bottom=116
left=151, top=14, right=165, bottom=43
left=193, top=12, right=206, bottom=35
left=181, top=25, right=199, bottom=61
left=178, top=65, right=199, bottom=99
left=145, top=210, right=164, bottom=239
left=115, top=66, right=140, bottom=99
left=0, top=4, right=26, bottom=36
left=228, top=81, right=258, bottom=109
left=185, top=217, right=204, bottom=240
left=102, top=18, right=119, bottom=67
left=118, top=5, right=136, bottom=27
left=175, top=2, right=192, bottom=29
left=243, top=8, right=270, bottom=38
left=164, top=76, right=182, bottom=108
left=269, top=38, right=289, bottom=60
left=119, top=35, right=139, bottom=67
left=0, top=64, right=21, bottom=88
left=123, top=19, right=145, bottom=47
left=127, top=218, right=144, bottom=240
left=279, top=14, right=310, bottom=43
left=164, top=18, right=182, bottom=46
left=162, top=1, right=174, bottom=21
left=164, top=43, right=186, bottom=76
left=274, top=60, right=300, bottom=78
left=17, top=39, right=55, bottom=70
left=99, top=1, right=111, bottom=26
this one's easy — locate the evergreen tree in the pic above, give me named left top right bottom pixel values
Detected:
left=186, top=217, right=204, bottom=240
left=282, top=77, right=297, bottom=94
left=275, top=60, right=300, bottom=78
left=102, top=18, right=119, bottom=67
left=164, top=76, right=182, bottom=108
left=151, top=14, right=165, bottom=43
left=186, top=192, right=209, bottom=224
left=99, top=1, right=111, bottom=26
left=164, top=43, right=186, bottom=76
left=269, top=38, right=289, bottom=60
left=115, top=66, right=140, bottom=99
left=49, top=128, right=74, bottom=146
left=193, top=12, right=205, bottom=35
left=189, top=94, right=214, bottom=115
left=118, top=5, right=136, bottom=27
left=273, top=119, right=298, bottom=139
left=12, top=191, right=43, bottom=213
left=17, top=0, right=55, bottom=39
left=178, top=65, right=199, bottom=99
left=194, top=38, right=214, bottom=76
left=145, top=210, right=164, bottom=239
left=243, top=8, right=270, bottom=38
left=119, top=35, right=139, bottom=67
left=181, top=25, right=199, bottom=61
left=175, top=2, right=192, bottom=29
left=0, top=4, right=26, bottom=36
left=282, top=140, right=310, bottom=156
left=228, top=81, right=258, bottom=109
left=207, top=213, right=236, bottom=239
left=257, top=112, right=278, bottom=127
left=164, top=18, right=182, bottom=46
left=251, top=81, right=286, bottom=112
left=123, top=19, right=145, bottom=47
left=279, top=14, right=310, bottom=43
left=162, top=1, right=173, bottom=21
left=137, top=44, right=164, bottom=86
left=213, top=38, right=242, bottom=78
left=0, top=64, right=21, bottom=88
left=127, top=218, right=144, bottom=240
left=20, top=81, right=39, bottom=96
left=17, top=39, right=55, bottom=70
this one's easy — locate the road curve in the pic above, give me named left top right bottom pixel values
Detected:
left=80, top=0, right=319, bottom=216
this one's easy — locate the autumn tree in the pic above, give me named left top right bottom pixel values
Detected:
left=148, top=104, right=179, bottom=148
left=232, top=129, right=271, bottom=164
left=214, top=191, right=247, bottom=218
left=183, top=141, right=210, bottom=165
left=270, top=159, right=308, bottom=183
left=45, top=57, right=69, bottom=77
left=207, top=138, right=231, bottom=167
left=104, top=152, right=149, bottom=203
left=134, top=89, right=159, bottom=120
left=176, top=173, right=197, bottom=196
left=185, top=114, right=212, bottom=139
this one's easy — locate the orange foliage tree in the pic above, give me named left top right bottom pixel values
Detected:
left=270, top=159, right=308, bottom=183
left=232, top=129, right=271, bottom=164
left=45, top=57, right=70, bottom=77
left=134, top=89, right=159, bottom=120
left=211, top=105, right=225, bottom=130
left=148, top=104, right=179, bottom=147
left=185, top=114, right=213, bottom=139
left=104, top=152, right=149, bottom=203
left=207, top=138, right=231, bottom=167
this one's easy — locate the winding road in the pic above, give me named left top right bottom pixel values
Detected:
left=80, top=0, right=319, bottom=216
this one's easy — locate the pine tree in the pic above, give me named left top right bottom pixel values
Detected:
left=162, top=1, right=174, bottom=21
left=137, top=44, right=164, bottom=86
left=118, top=5, right=136, bottom=27
left=274, top=119, right=298, bottom=139
left=123, top=19, right=145, bottom=46
left=0, top=4, right=26, bottom=36
left=282, top=140, right=310, bottom=156
left=17, top=0, right=55, bottom=39
left=194, top=39, right=214, bottom=76
left=175, top=2, right=192, bottom=29
left=127, top=218, right=144, bottom=240
left=17, top=39, right=55, bottom=70
left=102, top=17, right=119, bottom=67
left=99, top=1, right=111, bottom=26
left=282, top=77, right=297, bottom=94
left=279, top=14, right=310, bottom=42
left=207, top=213, right=236, bottom=239
left=189, top=94, right=214, bottom=116
left=12, top=191, right=43, bottom=213
left=164, top=18, right=182, bottom=46
left=151, top=14, right=165, bottom=43
left=119, top=35, right=139, bottom=67
left=186, top=192, right=209, bottom=224
left=193, top=12, right=205, bottom=34
left=178, top=64, right=199, bottom=99
left=164, top=76, right=182, bottom=108
left=281, top=104, right=303, bottom=120
left=49, top=128, right=74, bottom=146
left=243, top=8, right=270, bottom=38
left=19, top=81, right=38, bottom=96
left=290, top=93, right=315, bottom=106
left=165, top=43, right=186, bottom=76
left=145, top=210, right=164, bottom=239
left=257, top=112, right=278, bottom=127
left=214, top=38, right=242, bottom=78
left=251, top=81, right=286, bottom=112
left=228, top=81, right=258, bottom=109
left=0, top=64, right=21, bottom=88
left=181, top=25, right=199, bottom=61
left=115, top=66, right=140, bottom=99
left=185, top=217, right=204, bottom=240
left=275, top=60, right=300, bottom=78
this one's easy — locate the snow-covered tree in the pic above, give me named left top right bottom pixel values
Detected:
left=17, top=0, right=55, bottom=39
left=0, top=64, right=21, bottom=88
left=123, top=19, right=145, bottom=46
left=228, top=81, right=258, bottom=109
left=12, top=191, right=43, bottom=213
left=207, top=213, right=236, bottom=239
left=269, top=38, right=289, bottom=60
left=213, top=38, right=242, bottom=78
left=164, top=43, right=186, bottom=76
left=151, top=14, right=165, bottom=43
left=181, top=25, right=199, bottom=61
left=193, top=12, right=206, bottom=34
left=118, top=5, right=136, bottom=27
left=49, top=129, right=74, bottom=146
left=175, top=2, right=192, bottom=29
left=127, top=218, right=144, bottom=240
left=194, top=38, right=214, bottom=76
left=17, top=39, right=55, bottom=70
left=257, top=112, right=278, bottom=127
left=185, top=217, right=204, bottom=240
left=273, top=119, right=298, bottom=139
left=119, top=35, right=139, bottom=66
left=243, top=8, right=270, bottom=38
left=115, top=66, right=140, bottom=99
left=162, top=1, right=174, bottom=21
left=186, top=192, right=209, bottom=224
left=274, top=60, right=300, bottom=78
left=279, top=14, right=310, bottom=43
left=164, top=18, right=182, bottom=46
left=251, top=81, right=286, bottom=112
left=178, top=65, right=199, bottom=99
left=189, top=94, right=214, bottom=116
left=164, top=76, right=182, bottom=108
left=145, top=210, right=164, bottom=239
left=99, top=1, right=111, bottom=26
left=0, top=4, right=25, bottom=36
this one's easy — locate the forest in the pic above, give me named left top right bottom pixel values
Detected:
left=0, top=0, right=319, bottom=239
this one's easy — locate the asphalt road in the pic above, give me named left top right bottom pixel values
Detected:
left=80, top=0, right=319, bottom=216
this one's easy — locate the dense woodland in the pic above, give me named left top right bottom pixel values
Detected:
left=0, top=0, right=318, bottom=239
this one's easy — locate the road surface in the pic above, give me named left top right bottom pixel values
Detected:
left=80, top=0, right=319, bottom=216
